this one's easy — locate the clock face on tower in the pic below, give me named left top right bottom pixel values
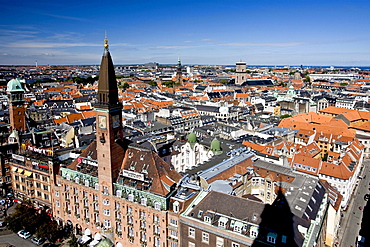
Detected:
left=112, top=115, right=120, bottom=129
left=98, top=115, right=107, bottom=129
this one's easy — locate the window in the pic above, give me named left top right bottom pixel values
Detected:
left=266, top=231, right=278, bottom=242
left=170, top=230, right=178, bottom=238
left=154, top=225, right=160, bottom=235
left=103, top=219, right=111, bottom=228
left=116, top=222, right=122, bottom=232
left=216, top=237, right=224, bottom=247
left=127, top=206, right=133, bottom=215
left=116, top=190, right=122, bottom=197
left=173, top=201, right=179, bottom=213
left=103, top=209, right=110, bottom=216
left=189, top=243, right=195, bottom=247
left=84, top=179, right=89, bottom=187
left=128, top=194, right=134, bottom=202
left=127, top=216, right=133, bottom=224
left=232, top=243, right=240, bottom=247
left=55, top=191, right=59, bottom=197
left=115, top=202, right=120, bottom=210
left=141, top=232, right=147, bottom=243
left=267, top=235, right=276, bottom=244
left=154, top=237, right=160, bottom=247
left=103, top=199, right=110, bottom=205
left=140, top=221, right=146, bottom=229
left=128, top=227, right=134, bottom=237
left=204, top=216, right=211, bottom=223
left=153, top=215, right=160, bottom=224
left=103, top=186, right=109, bottom=195
left=170, top=218, right=178, bottom=226
left=140, top=211, right=146, bottom=220
left=94, top=183, right=99, bottom=190
left=202, top=232, right=209, bottom=244
left=141, top=197, right=147, bottom=206
left=154, top=201, right=161, bottom=210
left=56, top=200, right=60, bottom=207
left=188, top=227, right=195, bottom=238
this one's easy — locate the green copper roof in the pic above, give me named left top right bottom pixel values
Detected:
left=211, top=138, right=222, bottom=154
left=188, top=132, right=197, bottom=144
left=6, top=78, right=24, bottom=92
left=95, top=238, right=114, bottom=247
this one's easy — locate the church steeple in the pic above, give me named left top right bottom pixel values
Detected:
left=96, top=37, right=120, bottom=110
left=175, top=56, right=183, bottom=85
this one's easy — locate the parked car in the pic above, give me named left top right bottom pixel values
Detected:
left=0, top=221, right=7, bottom=227
left=31, top=237, right=46, bottom=245
left=17, top=230, right=32, bottom=239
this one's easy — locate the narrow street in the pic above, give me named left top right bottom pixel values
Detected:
left=337, top=160, right=370, bottom=246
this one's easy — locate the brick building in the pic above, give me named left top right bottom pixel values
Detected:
left=52, top=38, right=182, bottom=246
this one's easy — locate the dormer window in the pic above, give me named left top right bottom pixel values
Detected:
left=218, top=217, right=227, bottom=228
left=267, top=232, right=277, bottom=244
left=204, top=216, right=211, bottom=223
left=128, top=194, right=134, bottom=202
left=197, top=210, right=203, bottom=218
left=140, top=155, right=145, bottom=161
left=154, top=202, right=161, bottom=210
left=141, top=197, right=147, bottom=206
left=116, top=190, right=122, bottom=197
left=173, top=201, right=180, bottom=213
left=252, top=214, right=258, bottom=221
left=128, top=152, right=133, bottom=158
left=234, top=222, right=243, bottom=233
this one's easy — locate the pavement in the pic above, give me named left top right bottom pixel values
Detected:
left=336, top=159, right=370, bottom=246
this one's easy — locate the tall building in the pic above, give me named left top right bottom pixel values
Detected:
left=6, top=78, right=27, bottom=132
left=175, top=57, right=183, bottom=85
left=235, top=61, right=247, bottom=85
left=52, top=38, right=183, bottom=246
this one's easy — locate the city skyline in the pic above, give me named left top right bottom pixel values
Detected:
left=1, top=0, right=370, bottom=66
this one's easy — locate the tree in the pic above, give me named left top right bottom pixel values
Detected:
left=5, top=200, right=62, bottom=242
left=68, top=234, right=79, bottom=247
left=122, top=82, right=130, bottom=89
left=303, top=76, right=311, bottom=83
left=4, top=200, right=38, bottom=233
left=162, top=81, right=174, bottom=88
left=280, top=114, right=292, bottom=119
left=148, top=80, right=157, bottom=87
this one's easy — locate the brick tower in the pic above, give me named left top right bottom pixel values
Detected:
left=95, top=37, right=126, bottom=195
left=7, top=78, right=27, bottom=132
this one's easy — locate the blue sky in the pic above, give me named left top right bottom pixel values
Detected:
left=1, top=0, right=370, bottom=66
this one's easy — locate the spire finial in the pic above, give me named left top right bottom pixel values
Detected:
left=104, top=32, right=109, bottom=50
